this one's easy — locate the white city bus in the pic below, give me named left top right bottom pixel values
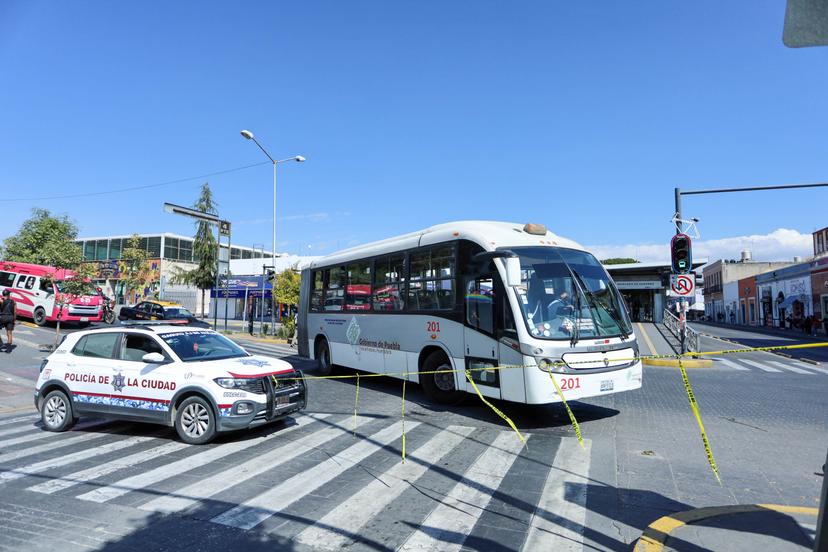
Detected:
left=297, top=221, right=642, bottom=404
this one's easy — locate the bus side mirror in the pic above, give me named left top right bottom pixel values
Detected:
left=505, top=257, right=521, bottom=287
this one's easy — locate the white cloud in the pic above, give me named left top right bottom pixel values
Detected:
left=588, top=228, right=813, bottom=264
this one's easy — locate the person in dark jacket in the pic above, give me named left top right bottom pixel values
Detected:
left=0, top=289, right=16, bottom=352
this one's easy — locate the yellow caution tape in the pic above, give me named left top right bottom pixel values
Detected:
left=353, top=373, right=360, bottom=436
left=401, top=378, right=407, bottom=463
left=465, top=370, right=527, bottom=448
left=678, top=357, right=721, bottom=484
left=547, top=371, right=585, bottom=448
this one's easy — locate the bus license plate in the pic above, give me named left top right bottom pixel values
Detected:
left=80, top=317, right=89, bottom=322
left=600, top=380, right=614, bottom=392
left=275, top=395, right=289, bottom=407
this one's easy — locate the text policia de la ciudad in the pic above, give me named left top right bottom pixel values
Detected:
left=64, top=372, right=177, bottom=391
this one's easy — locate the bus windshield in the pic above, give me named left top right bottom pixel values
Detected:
left=511, top=246, right=632, bottom=341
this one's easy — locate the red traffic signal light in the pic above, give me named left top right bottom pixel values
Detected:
left=671, top=234, right=692, bottom=274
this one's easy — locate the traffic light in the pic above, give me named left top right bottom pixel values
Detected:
left=671, top=233, right=692, bottom=274
left=266, top=269, right=276, bottom=284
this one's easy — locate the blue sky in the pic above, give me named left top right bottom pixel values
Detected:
left=0, top=1, right=825, bottom=260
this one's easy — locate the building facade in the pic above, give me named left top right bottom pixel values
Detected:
left=737, top=276, right=758, bottom=325
left=76, top=233, right=273, bottom=313
left=755, top=262, right=812, bottom=329
left=702, top=255, right=794, bottom=323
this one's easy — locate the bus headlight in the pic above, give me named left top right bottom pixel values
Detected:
left=537, top=358, right=565, bottom=373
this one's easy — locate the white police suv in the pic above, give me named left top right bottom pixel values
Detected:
left=34, top=323, right=307, bottom=444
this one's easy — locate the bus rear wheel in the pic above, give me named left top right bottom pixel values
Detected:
left=315, top=338, right=332, bottom=376
left=33, top=307, right=47, bottom=326
left=420, top=350, right=464, bottom=405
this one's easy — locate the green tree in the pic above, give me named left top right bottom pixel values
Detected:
left=120, top=235, right=151, bottom=305
left=602, top=257, right=640, bottom=265
left=171, top=183, right=218, bottom=317
left=2, top=208, right=82, bottom=266
left=273, top=266, right=300, bottom=307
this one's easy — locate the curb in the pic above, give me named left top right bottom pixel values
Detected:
left=643, top=358, right=713, bottom=368
left=233, top=336, right=290, bottom=345
left=634, top=503, right=819, bottom=551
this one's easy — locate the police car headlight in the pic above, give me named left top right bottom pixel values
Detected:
left=214, top=378, right=245, bottom=389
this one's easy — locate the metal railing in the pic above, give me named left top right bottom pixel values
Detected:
left=663, top=308, right=700, bottom=353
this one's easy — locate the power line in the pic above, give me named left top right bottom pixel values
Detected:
left=0, top=161, right=271, bottom=202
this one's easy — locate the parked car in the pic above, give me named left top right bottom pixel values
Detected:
left=118, top=300, right=210, bottom=328
left=34, top=323, right=307, bottom=444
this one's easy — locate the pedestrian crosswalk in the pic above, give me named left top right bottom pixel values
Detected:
left=238, top=340, right=298, bottom=359
left=710, top=355, right=827, bottom=375
left=0, top=410, right=586, bottom=551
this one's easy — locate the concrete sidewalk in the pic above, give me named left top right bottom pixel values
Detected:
left=693, top=320, right=827, bottom=342
left=636, top=504, right=820, bottom=551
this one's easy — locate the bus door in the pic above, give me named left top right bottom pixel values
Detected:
left=463, top=267, right=501, bottom=399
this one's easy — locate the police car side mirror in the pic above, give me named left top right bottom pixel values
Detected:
left=142, top=352, right=166, bottom=364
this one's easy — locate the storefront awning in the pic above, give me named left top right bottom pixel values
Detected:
left=778, top=294, right=808, bottom=309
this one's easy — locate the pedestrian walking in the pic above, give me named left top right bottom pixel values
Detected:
left=0, top=289, right=16, bottom=352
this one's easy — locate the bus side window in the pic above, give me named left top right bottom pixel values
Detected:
left=16, top=274, right=28, bottom=288
left=0, top=271, right=15, bottom=287
left=310, top=270, right=324, bottom=311
left=325, top=267, right=345, bottom=311
left=25, top=276, right=36, bottom=290
left=40, top=279, right=54, bottom=294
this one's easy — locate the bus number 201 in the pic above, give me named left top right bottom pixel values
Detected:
left=427, top=321, right=441, bottom=333
left=560, top=377, right=580, bottom=390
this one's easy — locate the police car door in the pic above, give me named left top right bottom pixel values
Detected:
left=67, top=332, right=122, bottom=413
left=113, top=332, right=174, bottom=421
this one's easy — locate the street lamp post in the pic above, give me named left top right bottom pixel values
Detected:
left=240, top=130, right=305, bottom=334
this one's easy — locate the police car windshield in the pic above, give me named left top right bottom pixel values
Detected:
left=158, top=331, right=248, bottom=362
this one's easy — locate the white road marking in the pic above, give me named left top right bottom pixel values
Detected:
left=522, top=438, right=591, bottom=552
left=0, top=428, right=118, bottom=464
left=76, top=413, right=326, bottom=503
left=765, top=360, right=815, bottom=375
left=738, top=358, right=782, bottom=373
left=212, top=420, right=419, bottom=530
left=399, top=431, right=526, bottom=552
left=294, top=425, right=475, bottom=550
left=0, top=415, right=38, bottom=428
left=28, top=441, right=188, bottom=495
left=140, top=414, right=360, bottom=514
left=0, top=433, right=161, bottom=484
left=715, top=358, right=750, bottom=371
left=0, top=423, right=40, bottom=440
left=0, top=420, right=111, bottom=449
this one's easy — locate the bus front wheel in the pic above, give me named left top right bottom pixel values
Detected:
left=315, top=338, right=332, bottom=376
left=421, top=351, right=464, bottom=405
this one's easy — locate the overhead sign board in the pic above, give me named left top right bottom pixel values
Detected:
left=219, top=220, right=231, bottom=236
left=669, top=274, right=695, bottom=297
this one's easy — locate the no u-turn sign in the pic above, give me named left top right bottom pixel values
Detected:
left=669, top=274, right=695, bottom=297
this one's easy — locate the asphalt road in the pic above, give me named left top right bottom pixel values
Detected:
left=0, top=322, right=823, bottom=551
left=693, top=322, right=828, bottom=364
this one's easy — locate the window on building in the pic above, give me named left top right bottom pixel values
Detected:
left=109, top=238, right=122, bottom=259
left=94, top=239, right=109, bottom=261
left=164, top=237, right=179, bottom=260
left=230, top=247, right=242, bottom=260
left=146, top=237, right=162, bottom=258
left=241, top=249, right=252, bottom=259
left=179, top=239, right=193, bottom=262
left=83, top=241, right=95, bottom=261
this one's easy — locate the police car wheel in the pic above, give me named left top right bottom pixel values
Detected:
left=420, top=351, right=464, bottom=405
left=175, top=396, right=216, bottom=445
left=41, top=390, right=76, bottom=432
